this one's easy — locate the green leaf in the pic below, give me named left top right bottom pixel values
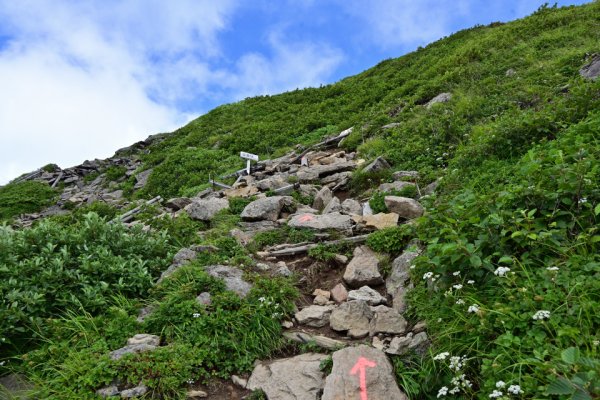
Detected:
left=572, top=389, right=592, bottom=400
left=547, top=377, right=574, bottom=395
left=594, top=203, right=600, bottom=216
left=469, top=255, right=482, bottom=267
left=561, top=347, right=580, bottom=364
left=498, top=256, right=513, bottom=264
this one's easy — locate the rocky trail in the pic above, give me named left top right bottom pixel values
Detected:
left=13, top=128, right=435, bottom=399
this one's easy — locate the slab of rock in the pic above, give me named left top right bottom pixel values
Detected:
left=241, top=196, right=293, bottom=222
left=330, top=283, right=348, bottom=303
left=386, top=332, right=429, bottom=355
left=341, top=198, right=362, bottom=215
left=343, top=246, right=383, bottom=288
left=205, top=265, right=252, bottom=298
left=296, top=161, right=356, bottom=182
left=288, top=212, right=353, bottom=231
left=224, top=186, right=259, bottom=198
left=330, top=300, right=373, bottom=338
left=384, top=196, right=424, bottom=219
left=322, top=197, right=341, bottom=214
left=97, top=385, right=120, bottom=397
left=295, top=305, right=335, bottom=328
left=133, top=169, right=152, bottom=189
left=426, top=92, right=452, bottom=109
left=392, top=170, right=419, bottom=180
left=120, top=384, right=148, bottom=398
left=283, top=331, right=346, bottom=350
left=321, top=345, right=407, bottom=400
left=110, top=343, right=157, bottom=360
left=387, top=251, right=419, bottom=313
left=127, top=334, right=160, bottom=347
left=580, top=55, right=600, bottom=80
left=347, top=286, right=386, bottom=305
left=157, top=247, right=198, bottom=283
left=379, top=181, right=415, bottom=193
left=362, top=156, right=390, bottom=173
left=165, top=197, right=192, bottom=211
left=186, top=389, right=208, bottom=398
left=247, top=353, right=328, bottom=400
left=353, top=213, right=399, bottom=230
left=313, top=186, right=333, bottom=211
left=321, top=171, right=352, bottom=185
left=185, top=198, right=229, bottom=221
left=369, top=306, right=407, bottom=336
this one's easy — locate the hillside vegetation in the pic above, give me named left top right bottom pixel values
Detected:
left=0, top=2, right=599, bottom=399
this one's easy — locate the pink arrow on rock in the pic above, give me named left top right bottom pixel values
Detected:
left=350, top=357, right=377, bottom=400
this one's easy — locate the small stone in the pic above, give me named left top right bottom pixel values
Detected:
left=281, top=320, right=294, bottom=329
left=196, top=292, right=212, bottom=306
left=185, top=198, right=229, bottom=221
left=120, top=384, right=148, bottom=398
left=333, top=254, right=348, bottom=265
left=127, top=334, right=160, bottom=347
left=340, top=198, right=362, bottom=216
left=372, top=336, right=385, bottom=350
left=343, top=246, right=383, bottom=288
left=205, top=265, right=253, bottom=298
left=369, top=305, right=408, bottom=336
left=255, top=262, right=271, bottom=271
left=353, top=213, right=399, bottom=230
left=186, top=389, right=208, bottom=398
left=330, top=283, right=348, bottom=303
left=412, top=321, right=427, bottom=333
left=347, top=286, right=386, bottom=305
left=295, top=305, right=336, bottom=328
left=386, top=334, right=412, bottom=355
left=313, top=186, right=333, bottom=211
left=322, top=197, right=341, bottom=214
left=96, top=385, right=120, bottom=398
left=426, top=92, right=452, bottom=109
left=231, top=375, right=248, bottom=388
left=362, top=156, right=390, bottom=173
left=330, top=300, right=373, bottom=333
left=378, top=181, right=414, bottom=193
left=165, top=197, right=192, bottom=211
left=312, top=289, right=331, bottom=299
left=276, top=265, right=293, bottom=277
left=110, top=343, right=157, bottom=360
left=313, top=294, right=330, bottom=305
left=408, top=331, right=429, bottom=349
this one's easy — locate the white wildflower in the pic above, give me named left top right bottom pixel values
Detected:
left=546, top=266, right=559, bottom=271
left=496, top=381, right=506, bottom=388
left=0, top=361, right=5, bottom=366
left=468, top=304, right=480, bottom=313
left=423, top=272, right=434, bottom=280
left=456, top=299, right=465, bottom=305
left=192, top=313, right=201, bottom=318
left=494, top=266, right=511, bottom=277
left=507, top=385, right=523, bottom=395
left=489, top=390, right=503, bottom=398
left=449, top=356, right=465, bottom=371
left=410, top=264, right=416, bottom=269
left=532, top=310, right=551, bottom=320
left=186, top=379, right=194, bottom=384
left=437, top=386, right=448, bottom=398
left=453, top=284, right=463, bottom=290
left=453, top=271, right=461, bottom=276
left=258, top=297, right=266, bottom=302
left=593, top=340, right=599, bottom=346
left=467, top=280, right=475, bottom=284
left=579, top=197, right=587, bottom=204
left=433, top=352, right=450, bottom=361
left=449, top=386, right=461, bottom=394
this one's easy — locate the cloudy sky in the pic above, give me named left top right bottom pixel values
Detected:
left=0, top=0, right=590, bottom=184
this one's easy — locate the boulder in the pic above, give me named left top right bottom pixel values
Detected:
left=165, top=197, right=192, bottom=211
left=392, top=170, right=419, bottom=180
left=126, top=334, right=160, bottom=347
left=384, top=196, right=424, bottom=219
left=386, top=251, right=419, bottom=313
left=378, top=181, right=415, bottom=193
left=241, top=196, right=293, bottom=222
left=343, top=246, right=383, bottom=288
left=288, top=212, right=353, bottom=231
left=321, top=345, right=407, bottom=400
left=580, top=55, right=600, bottom=80
left=247, top=353, right=328, bottom=400
left=223, top=186, right=259, bottom=198
left=313, top=186, right=333, bottom=211
left=362, top=157, right=390, bottom=173
left=120, top=384, right=148, bottom=398
left=369, top=305, right=407, bottom=336
left=322, top=197, right=341, bottom=214
left=133, top=169, right=152, bottom=190
left=295, top=305, right=336, bottom=328
left=330, top=300, right=373, bottom=338
left=205, top=265, right=252, bottom=298
left=347, top=286, right=386, bottom=305
left=330, top=283, right=348, bottom=303
left=426, top=92, right=452, bottom=109
left=340, top=198, right=362, bottom=215
left=352, top=213, right=399, bottom=230
left=110, top=343, right=157, bottom=360
left=185, top=198, right=229, bottom=221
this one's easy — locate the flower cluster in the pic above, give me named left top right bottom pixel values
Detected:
left=433, top=352, right=450, bottom=361
left=192, top=313, right=201, bottom=318
left=435, top=353, right=470, bottom=397
left=489, top=389, right=503, bottom=398
left=507, top=385, right=523, bottom=394
left=494, top=266, right=511, bottom=277
left=532, top=310, right=551, bottom=320
left=468, top=304, right=480, bottom=313
left=449, top=355, right=466, bottom=371
left=546, top=266, right=559, bottom=271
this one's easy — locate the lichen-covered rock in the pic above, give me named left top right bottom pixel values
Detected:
left=330, top=300, right=373, bottom=338
left=343, top=246, right=383, bottom=288
left=241, top=196, right=293, bottom=221
left=185, top=198, right=229, bottom=221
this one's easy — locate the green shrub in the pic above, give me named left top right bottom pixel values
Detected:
left=308, top=244, right=339, bottom=262
left=228, top=196, right=255, bottom=215
left=366, top=225, right=415, bottom=255
left=103, top=165, right=127, bottom=182
left=0, top=181, right=57, bottom=221
left=369, top=191, right=388, bottom=213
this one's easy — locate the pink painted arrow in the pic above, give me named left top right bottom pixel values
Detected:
left=350, top=357, right=377, bottom=400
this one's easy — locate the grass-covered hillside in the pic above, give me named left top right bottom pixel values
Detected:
left=1, top=2, right=599, bottom=399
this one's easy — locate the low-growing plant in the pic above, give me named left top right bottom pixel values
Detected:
left=369, top=191, right=388, bottom=213
left=367, top=225, right=415, bottom=255
left=0, top=181, right=57, bottom=221
left=228, top=196, right=255, bottom=215
left=103, top=165, right=127, bottom=182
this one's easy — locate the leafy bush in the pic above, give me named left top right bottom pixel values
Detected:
left=103, top=165, right=127, bottom=182
left=0, top=181, right=57, bottom=221
left=228, top=196, right=255, bottom=215
left=369, top=191, right=388, bottom=213
left=248, top=226, right=315, bottom=252
left=366, top=225, right=415, bottom=255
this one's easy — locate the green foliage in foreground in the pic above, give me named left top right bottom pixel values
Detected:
left=0, top=181, right=57, bottom=221
left=0, top=213, right=173, bottom=354
left=407, top=114, right=600, bottom=398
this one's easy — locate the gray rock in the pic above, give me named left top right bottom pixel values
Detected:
left=186, top=390, right=208, bottom=398
left=288, top=212, right=353, bottom=231
left=296, top=161, right=356, bottom=183
left=136, top=305, right=156, bottom=323
left=426, top=92, right=452, bottom=109
left=97, top=385, right=120, bottom=397
left=386, top=251, right=419, bottom=313
left=580, top=55, right=600, bottom=80
left=330, top=300, right=373, bottom=338
left=312, top=186, right=333, bottom=211
left=382, top=122, right=401, bottom=129
left=185, top=198, right=229, bottom=221
left=127, top=334, right=160, bottom=347
left=196, top=292, right=212, bottom=305
left=362, top=156, right=390, bottom=173
left=133, top=169, right=152, bottom=190
left=277, top=265, right=293, bottom=277
left=369, top=306, right=407, bottom=336
left=231, top=375, right=248, bottom=388
left=255, top=262, right=271, bottom=271
left=165, top=197, right=192, bottom=211
left=343, top=246, right=383, bottom=288
left=247, top=353, right=328, bottom=400
left=505, top=68, right=517, bottom=77
left=322, top=197, right=341, bottom=214
left=120, top=384, right=148, bottom=398
left=384, top=196, right=424, bottom=219
left=362, top=202, right=374, bottom=216
left=392, top=170, right=419, bottom=180
left=320, top=171, right=352, bottom=185
left=341, top=198, right=362, bottom=216
left=378, top=181, right=414, bottom=193
left=347, top=286, right=386, bottom=305
left=205, top=265, right=252, bottom=298
left=330, top=283, right=348, bottom=303
left=321, top=345, right=407, bottom=400
left=110, top=343, right=157, bottom=360
left=412, top=321, right=427, bottom=333
left=409, top=331, right=429, bottom=349
left=241, top=196, right=293, bottom=222
left=156, top=247, right=198, bottom=283
left=295, top=305, right=336, bottom=328
left=422, top=179, right=440, bottom=196
left=386, top=335, right=412, bottom=355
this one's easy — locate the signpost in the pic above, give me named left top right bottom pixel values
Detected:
left=240, top=151, right=259, bottom=175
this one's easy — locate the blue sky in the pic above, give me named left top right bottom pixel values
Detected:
left=0, top=0, right=591, bottom=184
